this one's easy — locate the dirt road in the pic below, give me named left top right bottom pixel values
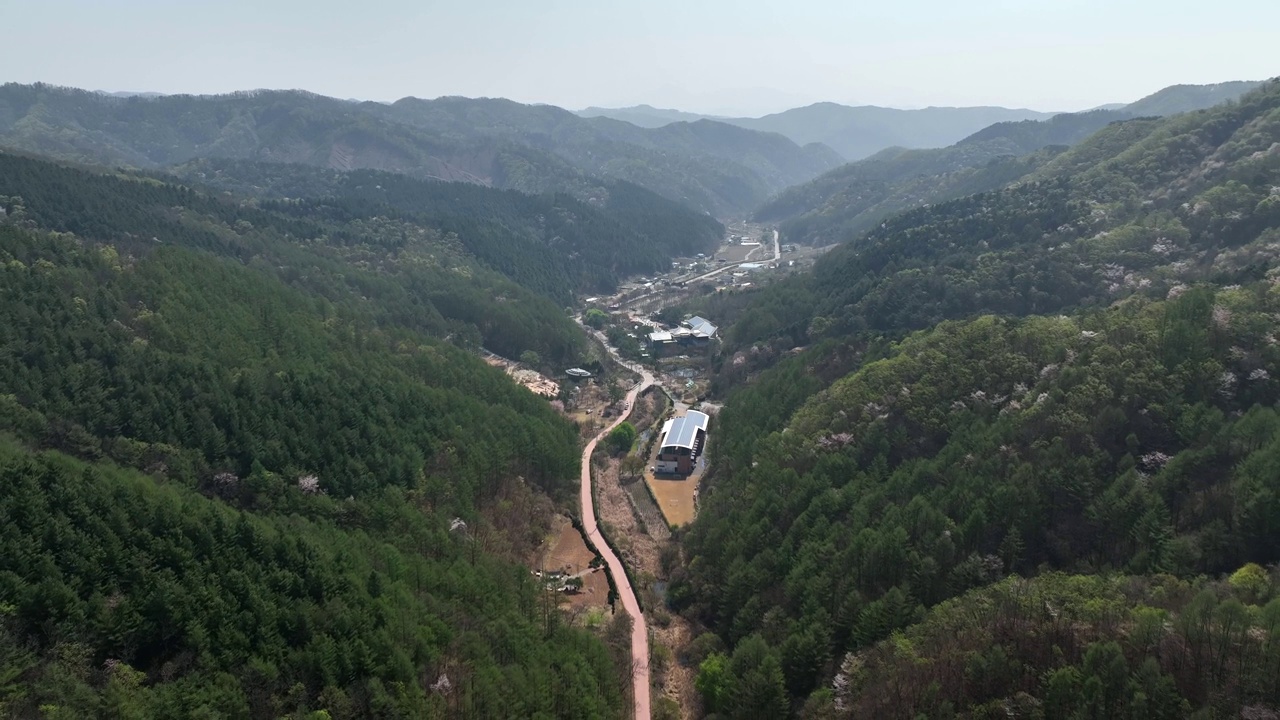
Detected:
left=581, top=356, right=654, bottom=719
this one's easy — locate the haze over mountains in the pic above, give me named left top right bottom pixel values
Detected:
left=0, top=83, right=840, bottom=217
left=756, top=80, right=1266, bottom=244
left=579, top=80, right=1264, bottom=161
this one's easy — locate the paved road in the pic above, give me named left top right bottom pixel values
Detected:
left=578, top=325, right=653, bottom=719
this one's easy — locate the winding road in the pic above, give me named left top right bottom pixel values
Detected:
left=578, top=338, right=654, bottom=719
left=575, top=227, right=768, bottom=715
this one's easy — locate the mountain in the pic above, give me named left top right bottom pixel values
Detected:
left=670, top=79, right=1280, bottom=715
left=579, top=102, right=1056, bottom=161
left=370, top=95, right=842, bottom=214
left=758, top=80, right=1265, bottom=246
left=0, top=151, right=633, bottom=715
left=756, top=109, right=1134, bottom=244
left=576, top=104, right=719, bottom=128
left=1123, top=80, right=1264, bottom=116
left=0, top=83, right=839, bottom=216
left=727, top=103, right=1057, bottom=160
left=164, top=158, right=724, bottom=302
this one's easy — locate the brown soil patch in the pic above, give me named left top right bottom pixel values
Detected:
left=645, top=473, right=699, bottom=528
left=565, top=566, right=612, bottom=610
left=540, top=517, right=596, bottom=576
left=483, top=354, right=560, bottom=397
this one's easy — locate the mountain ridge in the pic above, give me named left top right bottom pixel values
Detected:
left=0, top=82, right=840, bottom=216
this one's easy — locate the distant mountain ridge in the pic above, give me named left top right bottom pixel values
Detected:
left=579, top=102, right=1057, bottom=160
left=576, top=104, right=721, bottom=128
left=577, top=81, right=1265, bottom=162
left=0, top=83, right=841, bottom=216
left=755, top=80, right=1266, bottom=245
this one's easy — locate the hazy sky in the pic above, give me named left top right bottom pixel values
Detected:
left=5, top=0, right=1277, bottom=116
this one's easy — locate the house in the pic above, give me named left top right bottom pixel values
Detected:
left=648, top=316, right=718, bottom=355
left=655, top=410, right=709, bottom=476
left=683, top=316, right=717, bottom=340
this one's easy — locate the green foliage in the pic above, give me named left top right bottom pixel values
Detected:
left=695, top=653, right=731, bottom=715
left=0, top=443, right=624, bottom=718
left=584, top=308, right=610, bottom=329
left=0, top=153, right=630, bottom=715
left=0, top=152, right=586, bottom=366
left=823, top=572, right=1280, bottom=717
left=168, top=159, right=723, bottom=302
left=0, top=217, right=580, bottom=503
left=605, top=423, right=637, bottom=456
left=681, top=76, right=1280, bottom=720
left=678, top=286, right=1280, bottom=710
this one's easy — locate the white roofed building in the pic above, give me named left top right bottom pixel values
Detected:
left=655, top=410, right=709, bottom=476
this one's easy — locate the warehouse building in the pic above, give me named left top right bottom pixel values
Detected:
left=655, top=410, right=709, bottom=476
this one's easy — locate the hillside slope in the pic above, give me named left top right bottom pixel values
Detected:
left=0, top=154, right=637, bottom=715
left=1124, top=80, right=1264, bottom=116
left=166, top=157, right=723, bottom=301
left=673, top=79, right=1280, bottom=716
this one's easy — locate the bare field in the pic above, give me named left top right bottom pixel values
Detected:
left=540, top=517, right=596, bottom=576
left=714, top=243, right=759, bottom=263
left=644, top=472, right=698, bottom=528
left=565, top=566, right=612, bottom=609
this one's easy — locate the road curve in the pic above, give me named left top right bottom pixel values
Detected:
left=579, top=351, right=653, bottom=719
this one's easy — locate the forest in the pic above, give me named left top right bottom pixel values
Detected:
left=0, top=82, right=838, bottom=217
left=671, top=79, right=1280, bottom=716
left=168, top=158, right=724, bottom=301
left=0, top=154, right=637, bottom=716
left=3, top=67, right=1279, bottom=720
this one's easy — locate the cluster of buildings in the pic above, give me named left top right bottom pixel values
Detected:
left=647, top=316, right=718, bottom=353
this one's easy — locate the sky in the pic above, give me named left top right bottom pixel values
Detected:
left=4, top=0, right=1278, bottom=116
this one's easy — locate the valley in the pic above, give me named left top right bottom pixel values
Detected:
left=0, top=66, right=1278, bottom=720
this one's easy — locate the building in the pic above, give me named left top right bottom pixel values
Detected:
left=648, top=316, right=718, bottom=355
left=684, top=316, right=717, bottom=341
left=566, top=368, right=592, bottom=378
left=655, top=410, right=709, bottom=476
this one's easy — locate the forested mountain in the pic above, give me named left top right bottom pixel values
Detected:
left=579, top=82, right=1261, bottom=167
left=1124, top=80, right=1264, bottom=117
left=164, top=158, right=723, bottom=301
left=757, top=80, right=1264, bottom=246
left=576, top=104, right=720, bottom=128
left=0, top=83, right=838, bottom=216
left=725, top=104, right=1056, bottom=161
left=369, top=96, right=841, bottom=214
left=0, top=151, right=638, bottom=715
left=672, top=79, right=1280, bottom=716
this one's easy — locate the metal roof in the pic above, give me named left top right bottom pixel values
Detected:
left=649, top=330, right=674, bottom=343
left=660, top=411, right=709, bottom=450
left=685, top=316, right=718, bottom=338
